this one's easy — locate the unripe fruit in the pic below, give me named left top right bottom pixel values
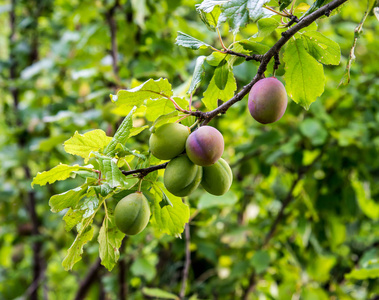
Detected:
left=201, top=158, right=233, bottom=196
left=248, top=77, right=288, bottom=124
left=114, top=192, right=150, bottom=235
left=149, top=123, right=190, bottom=160
left=164, top=155, right=202, bottom=197
left=185, top=126, right=224, bottom=166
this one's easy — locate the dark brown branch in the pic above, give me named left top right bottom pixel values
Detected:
left=118, top=238, right=129, bottom=300
left=121, top=162, right=168, bottom=178
left=263, top=150, right=324, bottom=247
left=74, top=258, right=102, bottom=300
left=180, top=223, right=191, bottom=299
left=105, top=0, right=120, bottom=81
left=242, top=272, right=256, bottom=300
left=223, top=49, right=263, bottom=62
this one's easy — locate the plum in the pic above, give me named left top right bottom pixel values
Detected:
left=201, top=158, right=233, bottom=196
left=163, top=155, right=202, bottom=197
left=248, top=77, right=287, bottom=124
left=149, top=123, right=190, bottom=160
left=114, top=192, right=150, bottom=235
left=185, top=126, right=224, bottom=166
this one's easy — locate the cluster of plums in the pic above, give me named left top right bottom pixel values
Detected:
left=114, top=77, right=287, bottom=235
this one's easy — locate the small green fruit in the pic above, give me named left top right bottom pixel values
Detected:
left=201, top=158, right=233, bottom=196
left=164, top=155, right=202, bottom=197
left=149, top=123, right=190, bottom=160
left=114, top=192, right=150, bottom=235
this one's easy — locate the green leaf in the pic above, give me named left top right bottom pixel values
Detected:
left=301, top=31, right=341, bottom=65
left=62, top=219, right=94, bottom=270
left=49, top=183, right=91, bottom=213
left=238, top=39, right=269, bottom=54
left=151, top=183, right=190, bottom=236
left=345, top=268, right=379, bottom=280
left=251, top=250, right=270, bottom=273
left=218, top=0, right=251, bottom=34
left=299, top=119, right=328, bottom=146
left=214, top=60, right=229, bottom=90
left=129, top=126, right=148, bottom=138
left=196, top=0, right=227, bottom=13
left=188, top=56, right=207, bottom=94
left=63, top=208, right=84, bottom=231
left=206, top=51, right=228, bottom=67
left=256, top=16, right=280, bottom=38
left=98, top=213, right=125, bottom=271
left=145, top=97, right=187, bottom=122
left=175, top=31, right=212, bottom=50
left=247, top=0, right=273, bottom=22
left=32, top=164, right=86, bottom=187
left=202, top=68, right=237, bottom=110
left=142, top=287, right=179, bottom=300
left=279, top=0, right=292, bottom=11
left=198, top=191, right=238, bottom=210
left=197, top=4, right=221, bottom=31
left=149, top=111, right=179, bottom=133
left=351, top=176, right=379, bottom=220
left=64, top=130, right=112, bottom=162
left=131, top=257, right=157, bottom=281
left=98, top=158, right=128, bottom=188
left=103, top=107, right=136, bottom=156
left=110, top=78, right=173, bottom=112
left=283, top=38, right=325, bottom=110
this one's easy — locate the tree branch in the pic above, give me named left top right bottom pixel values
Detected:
left=180, top=223, right=191, bottom=299
left=119, top=0, right=348, bottom=179
left=74, top=258, right=102, bottom=300
left=105, top=0, right=120, bottom=82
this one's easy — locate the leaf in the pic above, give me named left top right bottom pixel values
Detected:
left=64, top=129, right=112, bottom=162
left=374, top=7, right=379, bottom=22
left=175, top=31, right=212, bottom=50
left=345, top=268, right=379, bottom=280
left=214, top=60, right=229, bottom=90
left=49, top=183, right=90, bottom=213
left=103, top=107, right=136, bottom=156
left=110, top=78, right=173, bottom=113
left=129, top=126, right=148, bottom=138
left=196, top=0, right=228, bottom=13
left=197, top=4, right=222, bottom=31
left=202, top=68, right=237, bottom=110
left=299, top=119, right=328, bottom=146
left=150, top=183, right=190, bottom=236
left=63, top=208, right=84, bottom=231
left=351, top=177, right=379, bottom=220
left=98, top=158, right=128, bottom=188
left=32, top=164, right=86, bottom=187
left=197, top=191, right=238, bottom=209
left=256, top=16, right=280, bottom=38
left=62, top=220, right=94, bottom=270
left=218, top=0, right=251, bottom=34
left=149, top=111, right=179, bottom=133
left=145, top=97, right=187, bottom=122
left=142, top=287, right=179, bottom=300
left=279, top=0, right=292, bottom=11
left=251, top=250, right=270, bottom=273
left=283, top=38, right=325, bottom=110
left=247, top=0, right=273, bottom=22
left=301, top=31, right=341, bottom=65
left=98, top=213, right=125, bottom=271
left=238, top=39, right=269, bottom=54
left=188, top=56, right=207, bottom=94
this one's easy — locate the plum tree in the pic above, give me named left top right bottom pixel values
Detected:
left=201, top=158, right=233, bottom=196
left=185, top=126, right=224, bottom=166
left=114, top=192, right=151, bottom=235
left=149, top=123, right=190, bottom=160
left=248, top=77, right=288, bottom=124
left=164, top=155, right=202, bottom=197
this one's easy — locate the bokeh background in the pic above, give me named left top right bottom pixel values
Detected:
left=1, top=0, right=379, bottom=299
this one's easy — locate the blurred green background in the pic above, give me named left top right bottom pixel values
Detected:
left=1, top=0, right=379, bottom=299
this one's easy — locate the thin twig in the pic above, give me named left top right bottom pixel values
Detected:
left=121, top=162, right=168, bottom=178
left=180, top=223, right=191, bottom=299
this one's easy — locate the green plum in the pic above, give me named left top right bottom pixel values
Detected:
left=201, top=158, right=233, bottom=195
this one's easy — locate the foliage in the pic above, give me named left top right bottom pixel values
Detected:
left=1, top=0, right=379, bottom=299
